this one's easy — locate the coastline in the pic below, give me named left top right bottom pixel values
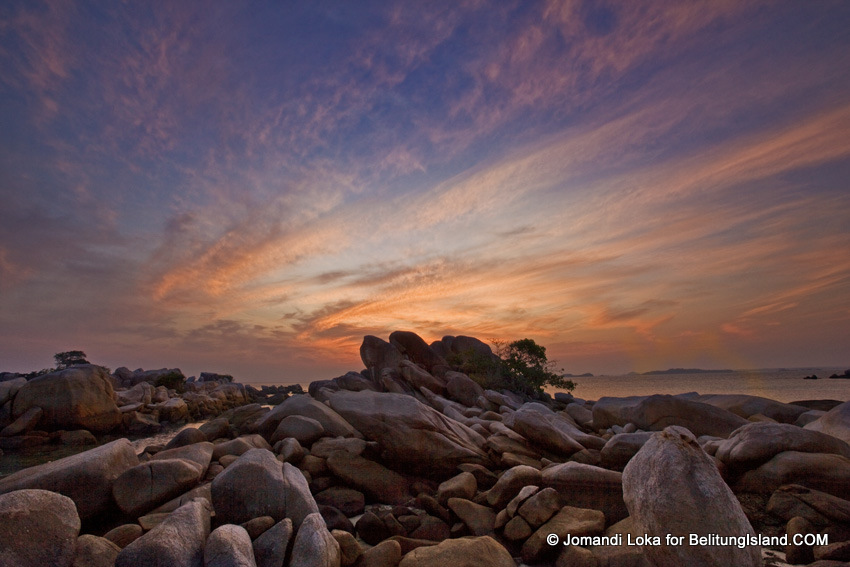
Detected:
left=0, top=335, right=848, bottom=567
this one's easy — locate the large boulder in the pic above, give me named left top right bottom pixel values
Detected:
left=449, top=335, right=494, bottom=358
left=389, top=331, right=450, bottom=378
left=115, top=498, right=211, bottom=567
left=805, top=401, right=850, bottom=444
left=0, top=489, right=80, bottom=567
left=734, top=451, right=850, bottom=499
left=600, top=432, right=654, bottom=471
left=767, top=484, right=850, bottom=525
left=326, top=450, right=411, bottom=505
left=400, top=360, right=447, bottom=395
left=256, top=395, right=361, bottom=441
left=11, top=365, right=122, bottom=432
left=113, top=458, right=204, bottom=516
left=212, top=449, right=318, bottom=527
left=360, top=335, right=405, bottom=385
left=503, top=403, right=604, bottom=456
left=289, top=512, right=340, bottom=567
left=697, top=393, right=810, bottom=423
left=327, top=390, right=491, bottom=477
left=445, top=372, right=485, bottom=407
left=0, top=438, right=139, bottom=520
left=205, top=524, right=256, bottom=567
left=594, top=394, right=748, bottom=438
left=398, top=535, right=514, bottom=567
left=715, top=422, right=850, bottom=470
left=622, top=426, right=761, bottom=567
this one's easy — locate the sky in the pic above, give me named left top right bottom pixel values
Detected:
left=1, top=1, right=849, bottom=385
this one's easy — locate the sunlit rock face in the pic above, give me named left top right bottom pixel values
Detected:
left=12, top=365, right=122, bottom=433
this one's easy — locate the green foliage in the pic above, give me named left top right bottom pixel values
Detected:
left=446, top=338, right=575, bottom=398
left=54, top=350, right=89, bottom=369
left=493, top=338, right=575, bottom=397
left=446, top=348, right=501, bottom=389
left=155, top=370, right=187, bottom=393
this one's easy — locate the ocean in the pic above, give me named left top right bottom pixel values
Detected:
left=555, top=368, right=850, bottom=404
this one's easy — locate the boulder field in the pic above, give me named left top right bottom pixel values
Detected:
left=1, top=331, right=849, bottom=567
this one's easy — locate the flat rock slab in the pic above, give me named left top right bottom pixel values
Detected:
left=735, top=451, right=850, bottom=499
left=328, top=390, right=491, bottom=477
left=0, top=438, right=139, bottom=520
left=716, top=422, right=850, bottom=470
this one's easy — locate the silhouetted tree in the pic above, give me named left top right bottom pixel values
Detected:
left=54, top=350, right=90, bottom=369
left=494, top=338, right=575, bottom=396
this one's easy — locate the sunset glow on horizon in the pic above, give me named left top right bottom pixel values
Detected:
left=2, top=1, right=849, bottom=384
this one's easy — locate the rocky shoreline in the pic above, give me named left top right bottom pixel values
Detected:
left=1, top=331, right=849, bottom=566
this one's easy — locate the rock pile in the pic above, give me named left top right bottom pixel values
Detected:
left=1, top=330, right=850, bottom=566
left=0, top=364, right=272, bottom=451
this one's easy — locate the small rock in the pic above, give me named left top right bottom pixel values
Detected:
left=436, top=472, right=477, bottom=505
left=522, top=506, right=605, bottom=564
left=71, top=534, right=121, bottom=567
left=332, top=529, right=361, bottom=567
left=447, top=498, right=495, bottom=536
left=252, top=518, right=292, bottom=567
left=316, top=487, right=366, bottom=517
left=358, top=538, right=401, bottom=567
left=398, top=536, right=513, bottom=567
left=289, top=512, right=341, bottom=567
left=102, top=524, right=143, bottom=549
left=204, top=524, right=257, bottom=567
left=240, top=516, right=276, bottom=540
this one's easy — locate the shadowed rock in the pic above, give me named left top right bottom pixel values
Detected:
left=11, top=365, right=122, bottom=432
left=115, top=498, right=211, bottom=567
left=0, top=489, right=80, bottom=567
left=623, top=426, right=760, bottom=567
left=328, top=390, right=491, bottom=477
left=0, top=438, right=139, bottom=520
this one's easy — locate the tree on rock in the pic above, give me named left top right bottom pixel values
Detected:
left=54, top=350, right=90, bottom=369
left=494, top=339, right=574, bottom=396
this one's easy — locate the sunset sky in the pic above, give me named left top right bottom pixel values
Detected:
left=2, top=1, right=849, bottom=384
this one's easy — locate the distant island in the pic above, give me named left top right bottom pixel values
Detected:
left=562, top=372, right=594, bottom=378
left=641, top=368, right=735, bottom=375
